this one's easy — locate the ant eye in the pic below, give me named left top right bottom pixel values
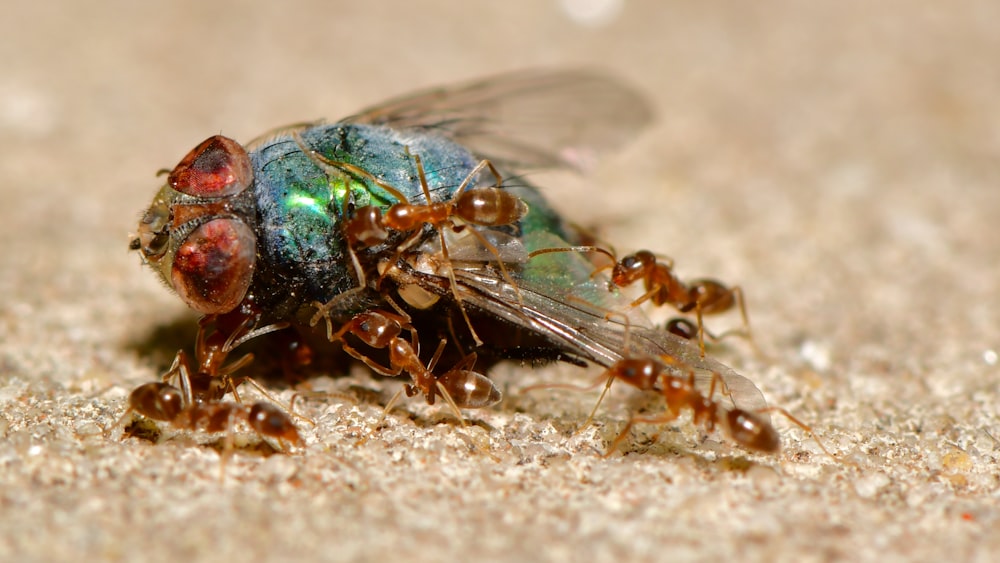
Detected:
left=171, top=218, right=256, bottom=314
left=168, top=135, right=253, bottom=198
left=624, top=255, right=645, bottom=270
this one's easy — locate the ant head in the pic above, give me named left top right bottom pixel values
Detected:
left=611, top=251, right=654, bottom=285
left=128, top=382, right=184, bottom=422
left=612, top=358, right=663, bottom=390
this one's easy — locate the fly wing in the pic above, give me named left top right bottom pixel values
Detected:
left=341, top=70, right=653, bottom=171
left=450, top=267, right=770, bottom=414
left=397, top=230, right=769, bottom=414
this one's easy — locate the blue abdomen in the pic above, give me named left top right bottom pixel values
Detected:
left=249, top=123, right=483, bottom=306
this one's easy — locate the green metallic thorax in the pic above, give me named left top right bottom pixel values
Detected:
left=248, top=123, right=492, bottom=313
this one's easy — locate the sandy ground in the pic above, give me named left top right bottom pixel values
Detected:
left=2, top=1, right=999, bottom=561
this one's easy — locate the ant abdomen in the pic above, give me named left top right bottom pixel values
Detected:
left=436, top=369, right=502, bottom=409
left=247, top=402, right=304, bottom=446
left=684, top=279, right=738, bottom=315
left=663, top=318, right=694, bottom=340
left=723, top=408, right=781, bottom=454
left=454, top=188, right=528, bottom=227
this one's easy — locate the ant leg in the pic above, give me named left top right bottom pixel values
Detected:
left=440, top=156, right=492, bottom=200
left=603, top=410, right=683, bottom=458
left=354, top=387, right=410, bottom=447
left=309, top=287, right=372, bottom=337
left=425, top=350, right=503, bottom=461
left=455, top=224, right=526, bottom=308
left=688, top=281, right=757, bottom=356
left=291, top=131, right=409, bottom=203
left=158, top=349, right=195, bottom=404
left=215, top=353, right=256, bottom=404
left=576, top=375, right=616, bottom=435
left=432, top=380, right=468, bottom=427
left=694, top=307, right=708, bottom=358
left=517, top=372, right=614, bottom=435
left=340, top=342, right=404, bottom=377
left=748, top=406, right=847, bottom=463
left=436, top=233, right=483, bottom=346
left=728, top=286, right=762, bottom=357
left=627, top=285, right=663, bottom=309
left=238, top=377, right=316, bottom=427
left=411, top=153, right=484, bottom=347
left=423, top=337, right=448, bottom=373
left=218, top=407, right=239, bottom=481
left=382, top=387, right=406, bottom=419
left=434, top=376, right=502, bottom=462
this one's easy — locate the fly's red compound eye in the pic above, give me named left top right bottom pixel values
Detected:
left=168, top=135, right=252, bottom=198
left=171, top=218, right=256, bottom=314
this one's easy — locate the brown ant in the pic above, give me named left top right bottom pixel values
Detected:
left=344, top=156, right=526, bottom=248
left=606, top=250, right=751, bottom=357
left=599, top=354, right=779, bottom=455
left=522, top=307, right=828, bottom=459
left=312, top=305, right=501, bottom=417
left=311, top=304, right=501, bottom=453
left=121, top=381, right=302, bottom=448
left=521, top=343, right=789, bottom=455
left=116, top=306, right=304, bottom=451
left=529, top=245, right=751, bottom=357
left=297, top=133, right=528, bottom=346
left=599, top=351, right=835, bottom=459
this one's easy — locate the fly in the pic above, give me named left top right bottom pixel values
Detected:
left=125, top=70, right=771, bottom=452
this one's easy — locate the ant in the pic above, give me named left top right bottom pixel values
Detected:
left=311, top=304, right=501, bottom=454
left=599, top=351, right=835, bottom=459
left=121, top=381, right=302, bottom=449
left=599, top=354, right=779, bottom=455
left=115, top=305, right=305, bottom=451
left=297, top=133, right=528, bottom=347
left=523, top=307, right=828, bottom=459
left=529, top=245, right=751, bottom=357
left=605, top=249, right=751, bottom=357
left=312, top=304, right=501, bottom=418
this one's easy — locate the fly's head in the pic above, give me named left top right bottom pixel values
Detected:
left=130, top=135, right=257, bottom=315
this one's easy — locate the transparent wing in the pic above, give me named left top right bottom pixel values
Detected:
left=454, top=270, right=768, bottom=414
left=341, top=69, right=654, bottom=171
left=398, top=231, right=769, bottom=414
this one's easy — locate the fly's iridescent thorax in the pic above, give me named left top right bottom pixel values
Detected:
left=248, top=123, right=501, bottom=311
left=132, top=136, right=259, bottom=315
